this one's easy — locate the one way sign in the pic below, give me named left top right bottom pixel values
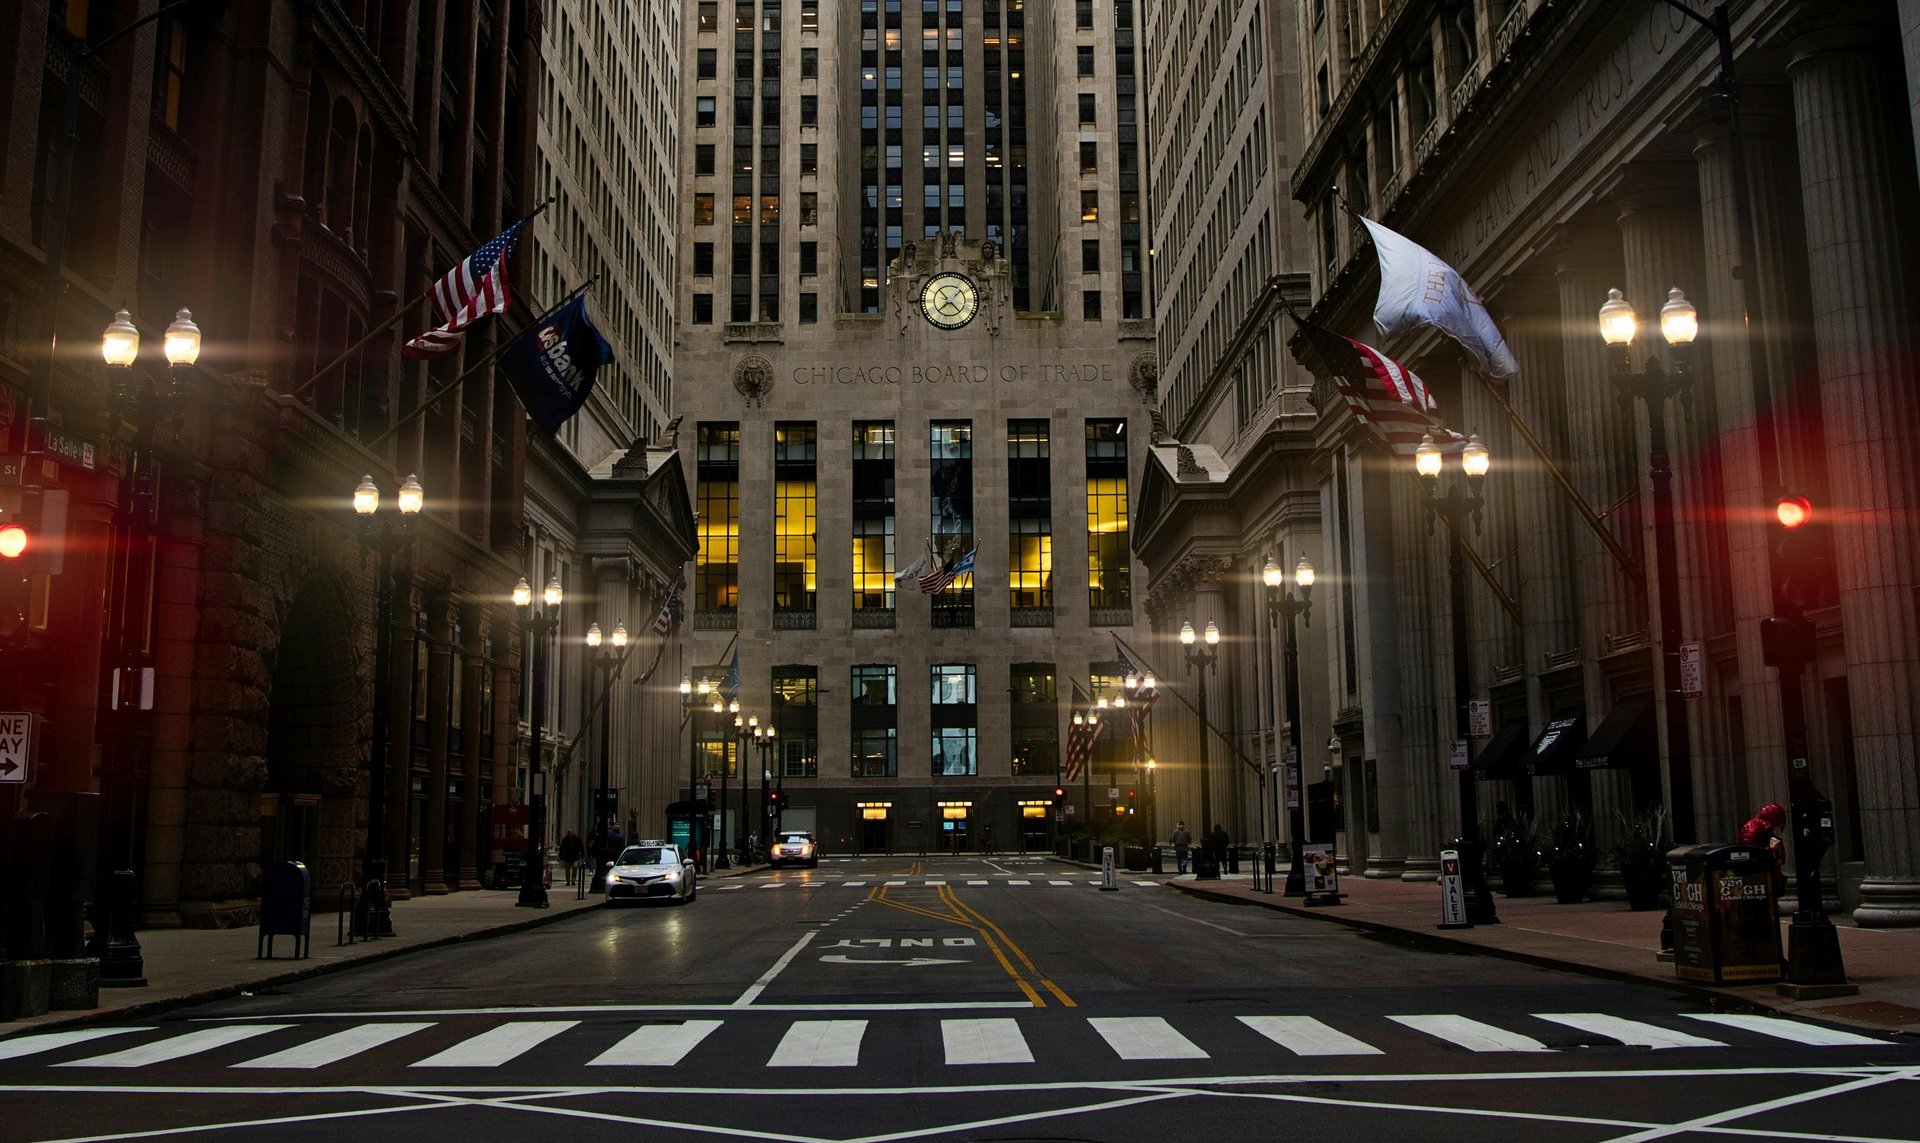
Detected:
left=0, top=712, right=31, bottom=784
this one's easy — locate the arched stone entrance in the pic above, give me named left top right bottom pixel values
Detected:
left=259, top=576, right=364, bottom=896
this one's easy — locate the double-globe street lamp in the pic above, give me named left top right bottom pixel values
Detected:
left=1415, top=430, right=1497, bottom=924
left=92, top=306, right=203, bottom=985
left=351, top=471, right=421, bottom=934
left=753, top=721, right=779, bottom=838
left=1124, top=669, right=1158, bottom=870
left=680, top=674, right=724, bottom=869
left=1263, top=554, right=1315, bottom=897
left=585, top=621, right=630, bottom=890
left=1179, top=619, right=1220, bottom=878
left=513, top=575, right=564, bottom=908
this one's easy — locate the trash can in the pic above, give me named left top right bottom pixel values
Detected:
left=1123, top=845, right=1148, bottom=871
left=1667, top=844, right=1781, bottom=985
left=1192, top=849, right=1221, bottom=880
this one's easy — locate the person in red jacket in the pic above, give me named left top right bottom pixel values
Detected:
left=1739, top=803, right=1788, bottom=897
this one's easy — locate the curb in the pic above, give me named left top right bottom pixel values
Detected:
left=1162, top=879, right=1899, bottom=1029
left=0, top=899, right=607, bottom=1041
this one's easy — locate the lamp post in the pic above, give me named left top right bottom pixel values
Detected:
left=1072, top=700, right=1103, bottom=859
left=514, top=575, right=564, bottom=908
left=754, top=722, right=777, bottom=840
left=1125, top=669, right=1159, bottom=871
left=1144, top=757, right=1159, bottom=870
left=90, top=306, right=202, bottom=986
left=1415, top=431, right=1497, bottom=924
left=586, top=621, right=629, bottom=890
left=351, top=471, right=420, bottom=935
left=1599, top=288, right=1700, bottom=844
left=681, top=675, right=720, bottom=870
left=1264, top=554, right=1315, bottom=897
left=1180, top=619, right=1220, bottom=876
left=733, top=702, right=749, bottom=860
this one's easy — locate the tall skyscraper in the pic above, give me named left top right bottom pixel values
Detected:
left=672, top=0, right=1158, bottom=855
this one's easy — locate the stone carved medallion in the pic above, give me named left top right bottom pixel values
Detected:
left=734, top=354, right=774, bottom=405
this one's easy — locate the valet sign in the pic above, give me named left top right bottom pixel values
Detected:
left=0, top=712, right=31, bottom=783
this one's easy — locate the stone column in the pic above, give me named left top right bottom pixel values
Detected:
left=383, top=578, right=419, bottom=899
left=1551, top=223, right=1642, bottom=691
left=1691, top=97, right=1810, bottom=837
left=457, top=602, right=487, bottom=890
left=489, top=609, right=520, bottom=887
left=419, top=593, right=454, bottom=894
left=1789, top=15, right=1920, bottom=926
left=1394, top=465, right=1445, bottom=878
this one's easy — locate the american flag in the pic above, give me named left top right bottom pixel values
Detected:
left=1064, top=709, right=1105, bottom=783
left=650, top=583, right=684, bottom=636
left=918, top=546, right=976, bottom=595
left=403, top=221, right=526, bottom=359
left=1114, top=637, right=1158, bottom=754
left=1295, top=319, right=1465, bottom=458
left=631, top=638, right=668, bottom=686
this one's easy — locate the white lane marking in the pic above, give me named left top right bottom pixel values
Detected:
left=1239, top=1015, right=1384, bottom=1056
left=58, top=1025, right=295, bottom=1068
left=843, top=881, right=868, bottom=887
left=1089, top=1016, right=1208, bottom=1060
left=208, top=1000, right=1033, bottom=1020
left=1048, top=880, right=1072, bottom=886
left=588, top=1020, right=723, bottom=1066
left=1389, top=1015, right=1551, bottom=1053
left=884, top=880, right=907, bottom=886
left=1684, top=1013, right=1893, bottom=1047
left=768, top=1020, right=867, bottom=1067
left=410, top=1022, right=577, bottom=1068
left=941, top=1019, right=1034, bottom=1065
left=1139, top=902, right=1250, bottom=936
left=1533, top=1013, right=1724, bottom=1050
left=1592, top=1067, right=1920, bottom=1143
left=925, top=880, right=947, bottom=886
left=235, top=1023, right=435, bottom=1069
left=2, top=1091, right=473, bottom=1143
left=1008, top=880, right=1031, bottom=886
left=0, top=1027, right=150, bottom=1062
left=968, top=880, right=989, bottom=886
left=734, top=929, right=819, bottom=1007
left=1131, top=880, right=1159, bottom=887
left=758, top=883, right=785, bottom=890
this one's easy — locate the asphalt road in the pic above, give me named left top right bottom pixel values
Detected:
left=2, top=854, right=1916, bottom=1142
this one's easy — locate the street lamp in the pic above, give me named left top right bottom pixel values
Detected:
left=681, top=675, right=721, bottom=870
left=90, top=305, right=203, bottom=986
left=513, top=575, right=564, bottom=908
left=586, top=621, right=630, bottom=890
left=734, top=705, right=750, bottom=861
left=350, top=472, right=421, bottom=934
left=1180, top=619, right=1221, bottom=877
left=1416, top=431, right=1497, bottom=924
left=1264, top=553, right=1315, bottom=896
left=754, top=723, right=778, bottom=838
left=1073, top=700, right=1105, bottom=856
left=1599, top=288, right=1700, bottom=849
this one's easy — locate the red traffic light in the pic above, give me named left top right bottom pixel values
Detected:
left=1052, top=786, right=1065, bottom=800
left=1774, top=495, right=1812, bottom=530
left=0, top=523, right=27, bottom=560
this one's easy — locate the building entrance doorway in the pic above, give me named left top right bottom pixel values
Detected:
left=1018, top=801, right=1050, bottom=852
left=938, top=801, right=972, bottom=853
left=857, top=802, right=891, bottom=854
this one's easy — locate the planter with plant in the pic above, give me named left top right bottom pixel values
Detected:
left=1486, top=811, right=1540, bottom=897
left=1546, top=811, right=1597, bottom=903
left=1612, top=804, right=1669, bottom=911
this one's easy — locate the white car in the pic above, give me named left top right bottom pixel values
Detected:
left=769, top=831, right=818, bottom=869
left=604, top=843, right=697, bottom=905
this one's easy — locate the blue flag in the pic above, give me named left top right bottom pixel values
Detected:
left=726, top=648, right=740, bottom=701
left=500, top=294, right=613, bottom=433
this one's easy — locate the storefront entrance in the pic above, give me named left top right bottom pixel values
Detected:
left=857, top=802, right=891, bottom=854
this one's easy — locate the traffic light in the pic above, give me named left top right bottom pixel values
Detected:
left=1051, top=785, right=1066, bottom=803
left=1763, top=494, right=1827, bottom=668
left=0, top=522, right=27, bottom=561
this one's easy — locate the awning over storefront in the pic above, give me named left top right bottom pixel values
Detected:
left=1525, top=716, right=1587, bottom=777
left=1576, top=695, right=1656, bottom=770
left=1472, top=721, right=1531, bottom=781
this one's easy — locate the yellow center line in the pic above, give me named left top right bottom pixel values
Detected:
left=939, top=884, right=1077, bottom=1008
left=866, top=882, right=1046, bottom=1007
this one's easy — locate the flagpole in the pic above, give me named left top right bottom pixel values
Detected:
left=364, top=274, right=599, bottom=450
left=1102, top=647, right=1268, bottom=780
left=290, top=197, right=557, bottom=401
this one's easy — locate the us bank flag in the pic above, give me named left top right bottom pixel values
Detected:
left=500, top=295, right=613, bottom=433
left=1361, top=218, right=1518, bottom=379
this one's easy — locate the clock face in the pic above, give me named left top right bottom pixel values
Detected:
left=920, top=273, right=980, bottom=330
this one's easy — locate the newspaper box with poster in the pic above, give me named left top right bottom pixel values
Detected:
left=1300, top=841, right=1342, bottom=904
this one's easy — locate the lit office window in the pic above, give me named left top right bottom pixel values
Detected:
left=1086, top=420, right=1131, bottom=613
left=774, top=423, right=818, bottom=615
left=1007, top=420, right=1052, bottom=614
left=931, top=421, right=975, bottom=627
left=696, top=424, right=741, bottom=614
left=853, top=422, right=897, bottom=613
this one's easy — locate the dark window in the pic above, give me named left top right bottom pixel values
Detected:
left=1079, top=141, right=1098, bottom=172
left=800, top=241, right=818, bottom=275
left=800, top=143, right=818, bottom=174
left=800, top=293, right=818, bottom=323
left=693, top=294, right=714, bottom=323
left=801, top=95, right=818, bottom=125
left=697, top=96, right=717, bottom=126
left=1077, top=45, right=1094, bottom=76
left=1082, top=290, right=1102, bottom=320
left=694, top=242, right=715, bottom=276
left=696, top=143, right=716, bottom=175
left=698, top=48, right=718, bottom=78
left=801, top=47, right=818, bottom=78
left=1081, top=239, right=1100, bottom=273
left=1076, top=0, right=1093, bottom=29
left=1078, top=93, right=1096, bottom=125
left=699, top=2, right=718, bottom=31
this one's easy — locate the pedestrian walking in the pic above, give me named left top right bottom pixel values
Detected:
left=1171, top=821, right=1192, bottom=875
left=559, top=830, right=583, bottom=885
left=1208, top=823, right=1230, bottom=870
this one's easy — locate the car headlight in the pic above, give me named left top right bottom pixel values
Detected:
left=606, top=873, right=625, bottom=885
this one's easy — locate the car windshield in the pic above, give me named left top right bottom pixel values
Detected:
left=616, top=846, right=675, bottom=866
left=777, top=833, right=811, bottom=845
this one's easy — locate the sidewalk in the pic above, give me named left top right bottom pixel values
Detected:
left=0, top=864, right=766, bottom=1039
left=1165, top=870, right=1920, bottom=1035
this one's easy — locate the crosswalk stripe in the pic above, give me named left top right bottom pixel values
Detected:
left=1533, top=1013, right=1725, bottom=1049
left=1090, top=1016, right=1208, bottom=1060
left=1131, top=880, right=1159, bottom=886
left=843, top=881, right=867, bottom=886
left=1389, top=1015, right=1551, bottom=1052
left=588, top=1020, right=723, bottom=1066
left=234, top=1022, right=435, bottom=1069
left=968, top=880, right=989, bottom=885
left=58, top=1025, right=295, bottom=1068
left=1048, top=880, right=1072, bottom=886
left=410, top=1021, right=578, bottom=1067
left=1685, top=1014, right=1892, bottom=1047
left=0, top=1027, right=151, bottom=1062
left=925, top=879, right=947, bottom=885
left=1239, top=1015, right=1383, bottom=1056
left=758, top=883, right=784, bottom=889
left=941, top=1019, right=1033, bottom=1065
left=769, top=1020, right=867, bottom=1067
left=884, top=880, right=907, bottom=886
left=1009, top=880, right=1031, bottom=885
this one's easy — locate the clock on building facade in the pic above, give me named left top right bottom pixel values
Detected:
left=919, top=272, right=979, bottom=330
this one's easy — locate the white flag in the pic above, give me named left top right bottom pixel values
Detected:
left=1362, top=218, right=1518, bottom=379
left=894, top=541, right=934, bottom=585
